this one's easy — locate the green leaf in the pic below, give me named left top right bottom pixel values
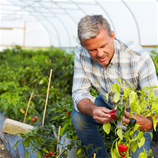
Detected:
left=54, top=115, right=60, bottom=120
left=39, top=79, right=44, bottom=85
left=103, top=123, right=111, bottom=134
left=115, top=141, right=120, bottom=157
left=112, top=83, right=118, bottom=92
left=42, top=148, right=49, bottom=154
left=23, top=138, right=31, bottom=147
left=13, top=106, right=18, bottom=117
left=25, top=151, right=29, bottom=158
left=117, top=128, right=123, bottom=140
left=31, top=144, right=36, bottom=153
left=96, top=147, right=103, bottom=151
left=139, top=152, right=145, bottom=158
left=129, top=91, right=137, bottom=104
left=152, top=116, right=157, bottom=131
left=125, top=131, right=129, bottom=142
left=130, top=133, right=142, bottom=143
left=134, top=103, right=142, bottom=115
left=133, top=124, right=141, bottom=131
left=148, top=89, right=155, bottom=99
left=129, top=130, right=134, bottom=136
left=64, top=150, right=69, bottom=156
left=127, top=82, right=133, bottom=88
left=152, top=102, right=158, bottom=115
left=139, top=150, right=147, bottom=158
left=113, top=92, right=120, bottom=103
left=106, top=93, right=109, bottom=102
left=50, top=108, right=57, bottom=111
left=111, top=147, right=117, bottom=158
left=76, top=148, right=82, bottom=155
left=150, top=132, right=153, bottom=141
left=138, top=137, right=145, bottom=148
left=131, top=142, right=137, bottom=153
left=118, top=78, right=121, bottom=83
left=152, top=102, right=156, bottom=110
left=36, top=150, right=44, bottom=158
left=130, top=103, right=137, bottom=114
left=112, top=83, right=120, bottom=93
left=62, top=116, right=67, bottom=119
left=60, top=124, right=67, bottom=136
left=123, top=87, right=130, bottom=98
left=13, top=140, right=21, bottom=148
left=148, top=149, right=153, bottom=156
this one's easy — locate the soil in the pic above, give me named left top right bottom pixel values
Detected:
left=0, top=138, right=12, bottom=158
left=0, top=138, right=158, bottom=158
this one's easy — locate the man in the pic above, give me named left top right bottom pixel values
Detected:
left=71, top=15, right=158, bottom=158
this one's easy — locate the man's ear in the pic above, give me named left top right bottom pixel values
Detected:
left=111, top=31, right=115, bottom=40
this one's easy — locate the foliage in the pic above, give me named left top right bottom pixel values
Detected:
left=104, top=79, right=158, bottom=158
left=0, top=46, right=79, bottom=157
left=0, top=81, right=37, bottom=120
left=49, top=95, right=77, bottom=140
left=14, top=124, right=59, bottom=158
left=0, top=46, right=74, bottom=123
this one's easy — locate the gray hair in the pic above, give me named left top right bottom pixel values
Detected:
left=78, top=15, right=112, bottom=43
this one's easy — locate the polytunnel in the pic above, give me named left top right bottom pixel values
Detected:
left=1, top=1, right=158, bottom=158
left=0, top=0, right=158, bottom=51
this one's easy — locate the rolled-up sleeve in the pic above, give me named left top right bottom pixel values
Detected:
left=138, top=52, right=158, bottom=89
left=72, top=46, right=95, bottom=112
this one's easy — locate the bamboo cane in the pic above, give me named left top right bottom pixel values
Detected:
left=42, top=69, right=52, bottom=127
left=56, top=126, right=61, bottom=155
left=94, top=153, right=96, bottom=158
left=23, top=91, right=34, bottom=123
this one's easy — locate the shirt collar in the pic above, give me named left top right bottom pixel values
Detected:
left=110, top=39, right=118, bottom=66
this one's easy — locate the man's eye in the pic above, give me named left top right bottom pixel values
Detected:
left=89, top=50, right=95, bottom=52
left=101, top=44, right=107, bottom=48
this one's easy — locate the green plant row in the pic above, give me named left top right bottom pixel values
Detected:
left=0, top=45, right=74, bottom=127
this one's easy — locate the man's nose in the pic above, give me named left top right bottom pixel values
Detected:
left=97, top=48, right=104, bottom=57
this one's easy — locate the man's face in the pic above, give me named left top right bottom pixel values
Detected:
left=81, top=28, right=115, bottom=68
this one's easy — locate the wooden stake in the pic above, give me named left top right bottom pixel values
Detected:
left=23, top=91, right=34, bottom=123
left=58, top=148, right=61, bottom=158
left=42, top=69, right=52, bottom=127
left=94, top=153, right=96, bottom=158
left=56, top=126, right=61, bottom=155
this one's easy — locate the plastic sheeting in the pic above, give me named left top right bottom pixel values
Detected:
left=0, top=113, right=74, bottom=158
left=0, top=112, right=37, bottom=158
left=1, top=0, right=158, bottom=48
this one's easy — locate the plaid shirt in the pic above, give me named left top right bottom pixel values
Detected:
left=72, top=38, right=158, bottom=112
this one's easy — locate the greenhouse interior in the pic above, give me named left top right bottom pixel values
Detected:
left=0, top=0, right=158, bottom=158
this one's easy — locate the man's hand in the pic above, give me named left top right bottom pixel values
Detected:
left=93, top=107, right=113, bottom=124
left=122, top=110, right=153, bottom=131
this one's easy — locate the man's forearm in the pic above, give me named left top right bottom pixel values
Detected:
left=77, top=98, right=97, bottom=117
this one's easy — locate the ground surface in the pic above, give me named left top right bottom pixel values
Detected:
left=0, top=138, right=158, bottom=158
left=0, top=138, right=12, bottom=158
